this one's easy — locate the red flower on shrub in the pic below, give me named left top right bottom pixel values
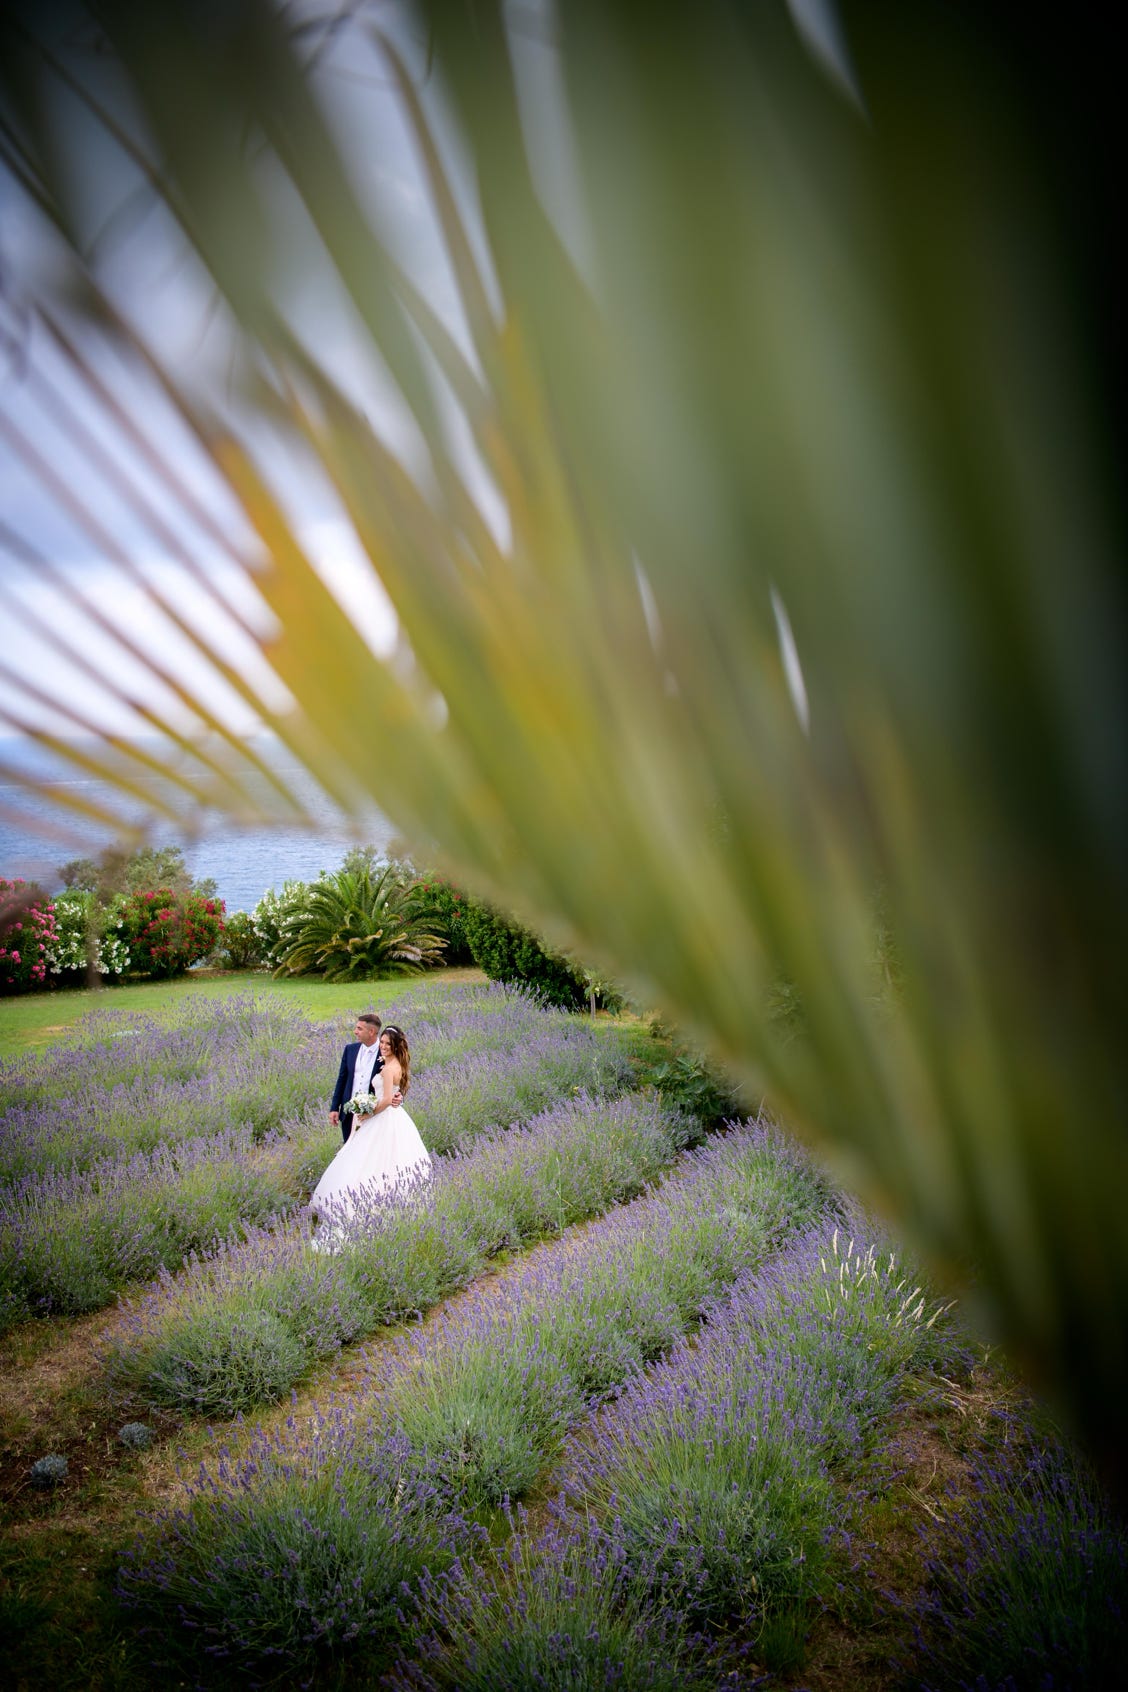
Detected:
left=1, top=877, right=58, bottom=996
left=117, top=885, right=226, bottom=979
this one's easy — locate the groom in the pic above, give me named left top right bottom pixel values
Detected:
left=329, top=1012, right=400, bottom=1142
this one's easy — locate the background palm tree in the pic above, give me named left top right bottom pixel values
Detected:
left=0, top=1, right=1124, bottom=1492
left=274, top=865, right=446, bottom=981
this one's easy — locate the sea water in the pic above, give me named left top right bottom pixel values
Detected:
left=0, top=739, right=396, bottom=914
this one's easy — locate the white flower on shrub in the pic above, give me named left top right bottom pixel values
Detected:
left=45, top=890, right=131, bottom=977
left=251, top=880, right=314, bottom=968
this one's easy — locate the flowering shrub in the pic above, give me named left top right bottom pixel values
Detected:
left=212, top=909, right=266, bottom=970
left=250, top=880, right=311, bottom=969
left=118, top=886, right=225, bottom=978
left=45, top=888, right=131, bottom=982
left=415, top=873, right=475, bottom=965
left=0, top=878, right=57, bottom=994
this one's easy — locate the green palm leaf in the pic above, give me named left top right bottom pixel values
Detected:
left=274, top=867, right=445, bottom=981
left=0, top=1, right=1124, bottom=1489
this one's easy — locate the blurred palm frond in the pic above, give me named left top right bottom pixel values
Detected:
left=0, top=1, right=1125, bottom=1488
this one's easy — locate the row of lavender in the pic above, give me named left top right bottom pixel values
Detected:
left=107, top=1089, right=700, bottom=1416
left=397, top=1223, right=959, bottom=1689
left=0, top=986, right=641, bottom=1330
left=116, top=1124, right=837, bottom=1673
left=116, top=1121, right=1127, bottom=1689
left=391, top=1224, right=1125, bottom=1692
left=0, top=984, right=622, bottom=1180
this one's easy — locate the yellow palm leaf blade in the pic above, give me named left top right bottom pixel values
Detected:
left=208, top=428, right=483, bottom=850
left=0, top=407, right=305, bottom=803
left=375, top=32, right=501, bottom=385
left=0, top=575, right=286, bottom=821
left=0, top=679, right=210, bottom=822
left=0, top=752, right=145, bottom=842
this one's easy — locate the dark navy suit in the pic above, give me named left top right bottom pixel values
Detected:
left=330, top=1041, right=384, bottom=1143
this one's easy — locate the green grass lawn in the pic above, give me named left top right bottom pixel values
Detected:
left=0, top=967, right=489, bottom=1057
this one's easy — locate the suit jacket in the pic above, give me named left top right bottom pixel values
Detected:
left=331, top=1041, right=384, bottom=1142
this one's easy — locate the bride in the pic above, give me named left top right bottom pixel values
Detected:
left=310, top=1025, right=431, bottom=1243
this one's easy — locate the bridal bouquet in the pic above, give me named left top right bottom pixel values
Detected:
left=342, top=1092, right=380, bottom=1116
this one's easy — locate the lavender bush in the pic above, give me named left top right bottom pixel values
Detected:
left=545, top=1222, right=961, bottom=1659
left=107, top=1091, right=695, bottom=1415
left=390, top=1507, right=704, bottom=1692
left=407, top=1025, right=637, bottom=1154
left=0, top=1128, right=296, bottom=1325
left=113, top=1120, right=831, bottom=1680
left=0, top=984, right=633, bottom=1186
left=392, top=1217, right=964, bottom=1685
left=0, top=996, right=341, bottom=1182
left=1, top=986, right=645, bottom=1332
left=380, top=1123, right=835, bottom=1510
left=904, top=1439, right=1128, bottom=1691
left=116, top=1410, right=486, bottom=1682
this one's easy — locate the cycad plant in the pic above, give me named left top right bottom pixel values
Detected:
left=0, top=2, right=1124, bottom=1490
left=274, top=868, right=445, bottom=981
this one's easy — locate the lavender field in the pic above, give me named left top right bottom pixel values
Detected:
left=0, top=982, right=1123, bottom=1690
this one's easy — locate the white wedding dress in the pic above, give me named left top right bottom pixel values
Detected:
left=310, top=1100, right=432, bottom=1246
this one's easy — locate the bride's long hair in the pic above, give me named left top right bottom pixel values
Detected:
left=381, top=1026, right=410, bottom=1096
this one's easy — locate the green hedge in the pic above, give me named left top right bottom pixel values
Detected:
left=463, top=901, right=620, bottom=1011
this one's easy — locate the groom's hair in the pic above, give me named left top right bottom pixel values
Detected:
left=356, top=1013, right=381, bottom=1029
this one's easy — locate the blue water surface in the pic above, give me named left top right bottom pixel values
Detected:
left=0, top=738, right=395, bottom=913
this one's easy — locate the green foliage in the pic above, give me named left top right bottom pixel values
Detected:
left=337, top=842, right=413, bottom=886
left=415, top=871, right=476, bottom=965
left=211, top=910, right=265, bottom=970
left=117, top=888, right=225, bottom=979
left=463, top=900, right=621, bottom=1011
left=273, top=866, right=446, bottom=981
left=59, top=844, right=215, bottom=901
left=644, top=1026, right=747, bottom=1127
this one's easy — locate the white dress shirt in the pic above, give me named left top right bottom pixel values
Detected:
left=354, top=1040, right=380, bottom=1099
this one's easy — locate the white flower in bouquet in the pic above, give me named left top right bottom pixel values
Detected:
left=342, top=1092, right=379, bottom=1117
